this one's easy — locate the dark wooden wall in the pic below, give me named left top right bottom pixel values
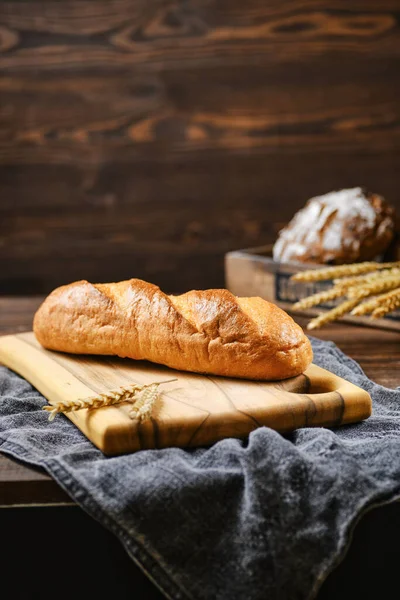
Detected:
left=1, top=0, right=400, bottom=295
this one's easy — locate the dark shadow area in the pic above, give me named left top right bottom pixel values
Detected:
left=1, top=505, right=165, bottom=600
left=2, top=500, right=400, bottom=599
left=317, top=499, right=400, bottom=599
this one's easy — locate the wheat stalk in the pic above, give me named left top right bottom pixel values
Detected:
left=43, top=379, right=177, bottom=422
left=333, top=268, right=400, bottom=289
left=292, top=269, right=400, bottom=313
left=291, top=261, right=400, bottom=329
left=371, top=289, right=400, bottom=319
left=347, top=274, right=400, bottom=300
left=307, top=298, right=360, bottom=330
left=291, top=261, right=400, bottom=283
left=43, top=383, right=143, bottom=421
left=351, top=294, right=387, bottom=316
left=292, top=287, right=346, bottom=311
left=129, top=383, right=161, bottom=422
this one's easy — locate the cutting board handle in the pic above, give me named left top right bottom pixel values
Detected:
left=303, top=364, right=372, bottom=424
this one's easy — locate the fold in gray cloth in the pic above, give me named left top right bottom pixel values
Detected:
left=1, top=337, right=400, bottom=600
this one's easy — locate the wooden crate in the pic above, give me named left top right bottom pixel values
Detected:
left=225, top=245, right=400, bottom=331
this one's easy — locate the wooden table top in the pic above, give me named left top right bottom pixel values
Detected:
left=0, top=296, right=399, bottom=507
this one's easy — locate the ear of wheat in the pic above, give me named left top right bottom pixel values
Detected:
left=128, top=383, right=161, bottom=422
left=43, top=379, right=177, bottom=422
left=290, top=260, right=400, bottom=330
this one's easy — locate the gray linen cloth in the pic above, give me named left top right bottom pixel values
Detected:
left=1, top=337, right=400, bottom=600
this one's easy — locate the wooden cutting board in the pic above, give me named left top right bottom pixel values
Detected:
left=0, top=332, right=372, bottom=456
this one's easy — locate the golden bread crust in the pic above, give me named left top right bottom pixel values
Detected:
left=33, top=279, right=313, bottom=380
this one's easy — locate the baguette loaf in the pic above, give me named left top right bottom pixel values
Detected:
left=33, top=279, right=313, bottom=380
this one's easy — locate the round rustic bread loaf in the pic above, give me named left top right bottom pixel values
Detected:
left=273, top=187, right=396, bottom=265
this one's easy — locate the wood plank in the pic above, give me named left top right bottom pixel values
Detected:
left=0, top=455, right=72, bottom=507
left=2, top=58, right=400, bottom=160
left=1, top=1, right=400, bottom=294
left=0, top=0, right=399, bottom=71
left=0, top=297, right=43, bottom=333
left=1, top=149, right=399, bottom=294
left=305, top=321, right=400, bottom=390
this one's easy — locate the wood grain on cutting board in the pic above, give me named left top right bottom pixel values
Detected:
left=0, top=332, right=372, bottom=456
